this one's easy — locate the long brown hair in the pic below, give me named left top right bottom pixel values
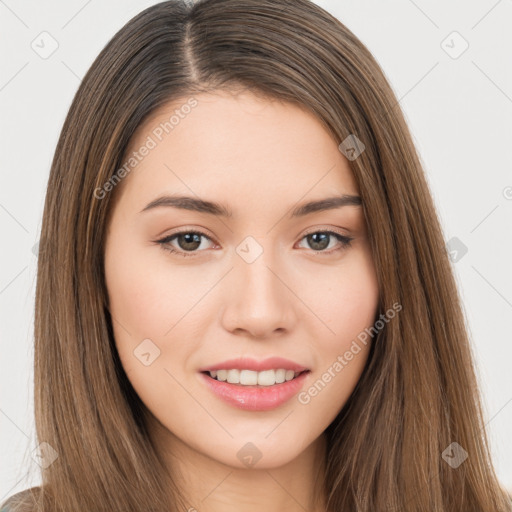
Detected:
left=3, top=0, right=510, bottom=510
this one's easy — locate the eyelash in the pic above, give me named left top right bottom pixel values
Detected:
left=155, top=229, right=354, bottom=258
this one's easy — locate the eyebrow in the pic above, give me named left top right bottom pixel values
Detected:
left=139, top=194, right=362, bottom=217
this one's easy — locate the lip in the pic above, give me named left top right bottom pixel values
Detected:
left=199, top=356, right=309, bottom=373
left=199, top=370, right=311, bottom=411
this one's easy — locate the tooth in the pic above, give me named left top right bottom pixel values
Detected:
left=285, top=370, right=295, bottom=381
left=257, top=369, right=276, bottom=386
left=240, top=369, right=258, bottom=385
left=275, top=369, right=286, bottom=384
left=226, top=369, right=240, bottom=384
left=208, top=368, right=303, bottom=385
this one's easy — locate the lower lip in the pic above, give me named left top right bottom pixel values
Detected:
left=200, top=371, right=310, bottom=411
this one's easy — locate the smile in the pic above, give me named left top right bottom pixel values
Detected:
left=199, top=370, right=311, bottom=411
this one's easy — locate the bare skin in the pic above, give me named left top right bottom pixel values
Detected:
left=104, top=89, right=379, bottom=512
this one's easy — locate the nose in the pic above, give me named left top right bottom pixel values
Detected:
left=220, top=250, right=298, bottom=339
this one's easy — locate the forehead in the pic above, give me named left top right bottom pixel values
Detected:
left=116, top=89, right=359, bottom=215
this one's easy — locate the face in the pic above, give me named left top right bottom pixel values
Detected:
left=104, top=89, right=379, bottom=470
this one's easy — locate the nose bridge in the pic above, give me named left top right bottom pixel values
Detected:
left=220, top=236, right=297, bottom=337
left=238, top=246, right=280, bottom=299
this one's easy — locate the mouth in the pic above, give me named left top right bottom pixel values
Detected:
left=199, top=369, right=311, bottom=411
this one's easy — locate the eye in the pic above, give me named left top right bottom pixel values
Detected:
left=296, top=229, right=354, bottom=255
left=155, top=230, right=215, bottom=258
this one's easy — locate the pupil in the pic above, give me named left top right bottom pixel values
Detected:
left=179, top=233, right=201, bottom=250
left=308, top=233, right=329, bottom=250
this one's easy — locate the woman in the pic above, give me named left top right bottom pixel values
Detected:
left=2, top=0, right=510, bottom=510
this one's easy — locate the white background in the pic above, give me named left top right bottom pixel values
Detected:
left=1, top=0, right=511, bottom=500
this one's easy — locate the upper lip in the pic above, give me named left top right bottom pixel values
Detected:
left=199, top=357, right=309, bottom=373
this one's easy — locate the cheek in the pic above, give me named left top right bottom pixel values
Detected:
left=104, top=236, right=205, bottom=339
left=104, top=238, right=176, bottom=376
left=104, top=255, right=189, bottom=417
left=103, top=237, right=210, bottom=406
left=302, top=247, right=379, bottom=343
left=297, top=249, right=379, bottom=411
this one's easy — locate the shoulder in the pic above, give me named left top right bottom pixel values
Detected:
left=0, top=487, right=41, bottom=512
